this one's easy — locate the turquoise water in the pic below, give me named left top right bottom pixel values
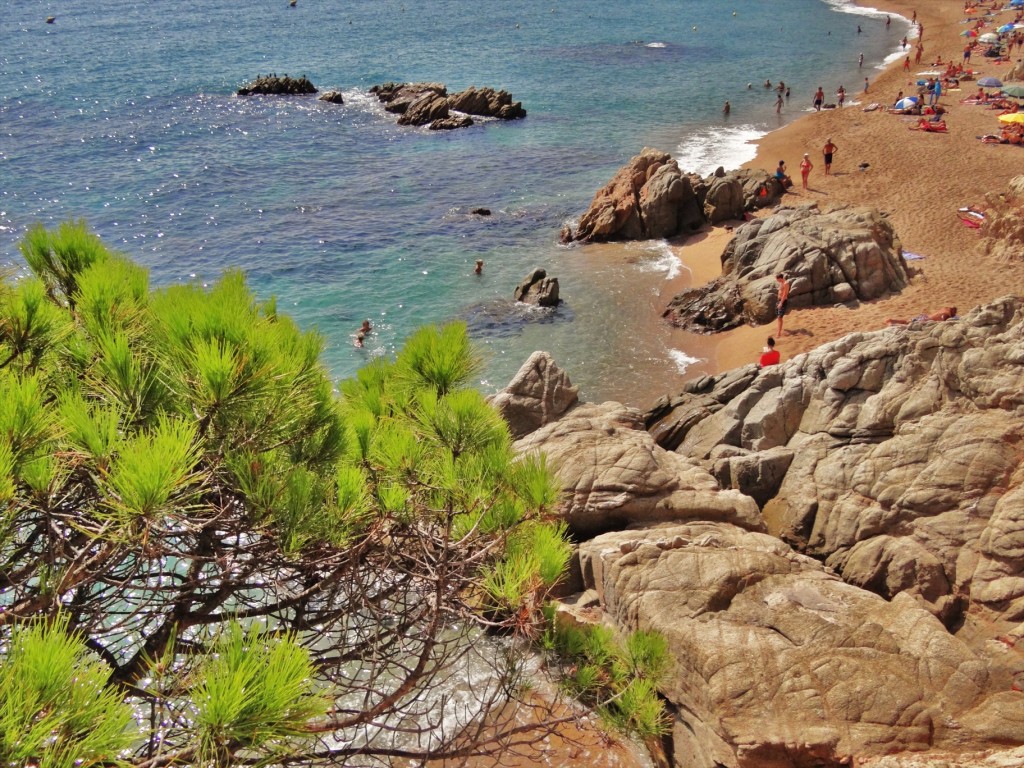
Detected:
left=1, top=0, right=908, bottom=404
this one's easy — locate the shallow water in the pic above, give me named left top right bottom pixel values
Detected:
left=1, top=0, right=909, bottom=404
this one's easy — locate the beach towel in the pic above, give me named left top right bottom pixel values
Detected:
left=903, top=251, right=927, bottom=260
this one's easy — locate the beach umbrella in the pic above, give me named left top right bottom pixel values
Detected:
left=998, top=112, right=1024, bottom=123
left=1010, top=0, right=1023, bottom=7
left=960, top=29, right=978, bottom=37
left=997, top=23, right=1016, bottom=34
left=894, top=97, right=919, bottom=109
left=1001, top=85, right=1024, bottom=98
left=978, top=76, right=1004, bottom=88
left=978, top=32, right=1000, bottom=43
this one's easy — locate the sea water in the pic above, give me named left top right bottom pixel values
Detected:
left=1, top=0, right=909, bottom=405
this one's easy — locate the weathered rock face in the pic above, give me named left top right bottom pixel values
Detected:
left=575, top=522, right=1023, bottom=768
left=488, top=351, right=579, bottom=439
left=370, top=82, right=448, bottom=113
left=370, top=82, right=524, bottom=130
left=514, top=268, right=560, bottom=306
left=514, top=402, right=763, bottom=538
left=564, top=151, right=787, bottom=244
left=398, top=92, right=451, bottom=126
left=237, top=75, right=317, bottom=96
left=663, top=204, right=908, bottom=333
left=646, top=296, right=1024, bottom=632
left=979, top=174, right=1024, bottom=262
left=448, top=86, right=526, bottom=119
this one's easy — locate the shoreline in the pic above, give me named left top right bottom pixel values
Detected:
left=659, top=0, right=1024, bottom=386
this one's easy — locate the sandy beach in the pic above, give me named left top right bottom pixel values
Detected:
left=681, top=0, right=1024, bottom=374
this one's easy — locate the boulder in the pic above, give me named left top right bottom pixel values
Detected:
left=663, top=204, right=908, bottom=333
left=514, top=402, right=763, bottom=538
left=430, top=115, right=474, bottom=130
left=318, top=90, right=344, bottom=104
left=566, top=148, right=703, bottom=243
left=645, top=296, right=1024, bottom=633
left=702, top=175, right=745, bottom=224
left=514, top=268, right=560, bottom=307
left=448, top=86, right=527, bottom=119
left=573, top=522, right=1024, bottom=768
left=488, top=351, right=579, bottom=439
left=237, top=74, right=317, bottom=96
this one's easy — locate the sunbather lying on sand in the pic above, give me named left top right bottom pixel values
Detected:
left=885, top=306, right=957, bottom=325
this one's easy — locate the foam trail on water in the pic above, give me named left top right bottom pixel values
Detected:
left=669, top=348, right=703, bottom=375
left=646, top=41, right=667, bottom=48
left=674, top=124, right=766, bottom=176
left=631, top=240, right=685, bottom=280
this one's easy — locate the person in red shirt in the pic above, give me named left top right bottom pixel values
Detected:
left=759, top=336, right=781, bottom=367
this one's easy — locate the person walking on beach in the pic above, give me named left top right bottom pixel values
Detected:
left=863, top=77, right=869, bottom=93
left=799, top=153, right=813, bottom=190
left=822, top=138, right=837, bottom=175
left=775, top=92, right=784, bottom=113
left=775, top=274, right=791, bottom=337
left=813, top=86, right=825, bottom=111
left=915, top=42, right=923, bottom=63
left=837, top=85, right=846, bottom=107
left=904, top=55, right=911, bottom=71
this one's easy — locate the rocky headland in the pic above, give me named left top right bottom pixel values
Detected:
left=496, top=295, right=1024, bottom=768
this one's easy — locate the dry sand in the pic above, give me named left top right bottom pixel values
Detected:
left=686, top=0, right=1024, bottom=375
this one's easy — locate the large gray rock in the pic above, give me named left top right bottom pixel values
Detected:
left=237, top=74, right=317, bottom=96
left=979, top=174, right=1024, bottom=262
left=663, top=204, right=909, bottom=333
left=514, top=402, right=763, bottom=538
left=488, top=351, right=579, bottom=439
left=573, top=522, right=1024, bottom=768
left=398, top=92, right=451, bottom=126
left=370, top=82, right=448, bottom=114
left=646, top=296, right=1024, bottom=633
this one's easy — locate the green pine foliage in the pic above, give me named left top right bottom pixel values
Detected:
left=541, top=610, right=671, bottom=741
left=0, top=615, right=135, bottom=768
left=0, top=221, right=572, bottom=764
left=191, top=622, right=327, bottom=765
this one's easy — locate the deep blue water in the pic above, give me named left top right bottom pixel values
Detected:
left=1, top=0, right=909, bottom=404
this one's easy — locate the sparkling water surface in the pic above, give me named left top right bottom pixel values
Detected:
left=1, top=0, right=907, bottom=404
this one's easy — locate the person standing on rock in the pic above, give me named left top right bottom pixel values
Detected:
left=775, top=274, right=791, bottom=337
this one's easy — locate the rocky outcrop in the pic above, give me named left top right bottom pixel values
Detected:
left=448, top=86, right=526, bottom=119
left=646, top=296, right=1024, bottom=632
left=488, top=351, right=579, bottom=439
left=663, top=204, right=908, bottom=333
left=979, top=174, right=1024, bottom=262
left=514, top=268, right=560, bottom=307
left=562, top=151, right=787, bottom=244
left=237, top=75, right=317, bottom=96
left=574, top=522, right=1024, bottom=768
left=514, top=402, right=763, bottom=538
left=370, top=82, right=524, bottom=130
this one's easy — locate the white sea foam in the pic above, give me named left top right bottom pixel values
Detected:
left=674, top=124, right=766, bottom=176
left=819, top=0, right=909, bottom=23
left=631, top=240, right=685, bottom=280
left=669, top=348, right=703, bottom=375
left=646, top=41, right=667, bottom=48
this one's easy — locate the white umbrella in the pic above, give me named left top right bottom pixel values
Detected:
left=978, top=32, right=1000, bottom=43
left=894, top=97, right=919, bottom=109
